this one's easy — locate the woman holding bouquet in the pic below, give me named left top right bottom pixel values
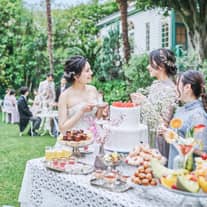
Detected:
left=131, top=48, right=177, bottom=160
left=166, top=70, right=207, bottom=168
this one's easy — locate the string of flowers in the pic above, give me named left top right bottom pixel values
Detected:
left=92, top=114, right=126, bottom=145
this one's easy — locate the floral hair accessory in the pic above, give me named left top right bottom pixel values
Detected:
left=159, top=50, right=175, bottom=67
left=64, top=71, right=75, bottom=78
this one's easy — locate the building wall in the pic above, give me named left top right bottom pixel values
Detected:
left=98, top=9, right=172, bottom=55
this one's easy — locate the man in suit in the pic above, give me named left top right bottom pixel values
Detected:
left=17, top=86, right=41, bottom=136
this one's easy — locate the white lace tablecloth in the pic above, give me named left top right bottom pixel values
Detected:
left=18, top=155, right=207, bottom=207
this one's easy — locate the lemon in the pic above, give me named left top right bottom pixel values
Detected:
left=161, top=175, right=177, bottom=188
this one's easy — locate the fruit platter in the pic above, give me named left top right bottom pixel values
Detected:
left=150, top=157, right=207, bottom=207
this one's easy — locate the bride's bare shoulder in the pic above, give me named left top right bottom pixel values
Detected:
left=59, top=87, right=73, bottom=100
left=86, top=84, right=97, bottom=92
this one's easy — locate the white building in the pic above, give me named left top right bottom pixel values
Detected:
left=97, top=7, right=187, bottom=55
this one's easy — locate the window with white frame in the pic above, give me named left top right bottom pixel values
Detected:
left=128, top=20, right=135, bottom=53
left=162, top=22, right=169, bottom=48
left=145, top=22, right=150, bottom=51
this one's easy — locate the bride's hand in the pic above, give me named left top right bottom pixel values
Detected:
left=81, top=103, right=96, bottom=113
left=102, top=104, right=109, bottom=118
left=96, top=103, right=109, bottom=119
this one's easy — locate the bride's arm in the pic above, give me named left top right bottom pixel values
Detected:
left=58, top=93, right=84, bottom=134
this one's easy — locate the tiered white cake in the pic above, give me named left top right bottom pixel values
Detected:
left=104, top=105, right=148, bottom=152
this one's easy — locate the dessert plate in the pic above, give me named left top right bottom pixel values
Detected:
left=90, top=177, right=133, bottom=193
left=45, top=161, right=94, bottom=175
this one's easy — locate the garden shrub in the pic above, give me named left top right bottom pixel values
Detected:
left=176, top=51, right=207, bottom=83
left=94, top=24, right=123, bottom=81
left=123, top=54, right=153, bottom=94
left=92, top=78, right=128, bottom=104
left=176, top=51, right=202, bottom=72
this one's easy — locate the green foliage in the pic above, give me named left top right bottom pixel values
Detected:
left=174, top=51, right=207, bottom=84
left=93, top=78, right=128, bottom=104
left=123, top=54, right=153, bottom=94
left=94, top=25, right=123, bottom=81
left=201, top=60, right=207, bottom=83
left=0, top=1, right=49, bottom=97
left=52, top=1, right=118, bottom=70
left=176, top=51, right=202, bottom=72
left=0, top=1, right=118, bottom=98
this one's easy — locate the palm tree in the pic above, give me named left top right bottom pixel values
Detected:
left=45, top=0, right=54, bottom=73
left=116, top=0, right=130, bottom=63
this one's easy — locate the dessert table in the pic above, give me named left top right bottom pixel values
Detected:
left=18, top=147, right=207, bottom=207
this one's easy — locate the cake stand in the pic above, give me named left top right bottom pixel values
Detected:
left=59, top=134, right=94, bottom=157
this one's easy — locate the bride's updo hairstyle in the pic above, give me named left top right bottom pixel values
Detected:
left=149, top=48, right=177, bottom=77
left=177, top=70, right=207, bottom=112
left=64, top=55, right=87, bottom=83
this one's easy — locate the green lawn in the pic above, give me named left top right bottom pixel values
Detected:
left=0, top=113, right=56, bottom=206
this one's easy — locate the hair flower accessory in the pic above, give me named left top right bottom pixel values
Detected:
left=159, top=50, right=175, bottom=67
left=64, top=71, right=75, bottom=78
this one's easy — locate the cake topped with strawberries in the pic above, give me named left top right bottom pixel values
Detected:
left=112, top=101, right=135, bottom=108
left=104, top=101, right=148, bottom=152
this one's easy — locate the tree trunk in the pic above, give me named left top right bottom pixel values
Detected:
left=179, top=14, right=207, bottom=62
left=46, top=0, right=54, bottom=73
left=117, top=0, right=130, bottom=63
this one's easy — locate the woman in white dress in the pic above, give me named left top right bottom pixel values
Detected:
left=58, top=55, right=107, bottom=135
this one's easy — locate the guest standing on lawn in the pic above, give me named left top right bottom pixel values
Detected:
left=131, top=48, right=177, bottom=160
left=38, top=73, right=56, bottom=111
left=7, top=89, right=19, bottom=123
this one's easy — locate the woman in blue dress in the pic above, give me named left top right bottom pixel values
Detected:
left=167, top=70, right=207, bottom=168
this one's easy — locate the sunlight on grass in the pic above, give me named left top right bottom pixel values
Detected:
left=0, top=113, right=56, bottom=206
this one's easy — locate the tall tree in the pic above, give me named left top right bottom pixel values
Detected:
left=136, top=0, right=207, bottom=61
left=116, top=0, right=130, bottom=63
left=46, top=0, right=54, bottom=73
